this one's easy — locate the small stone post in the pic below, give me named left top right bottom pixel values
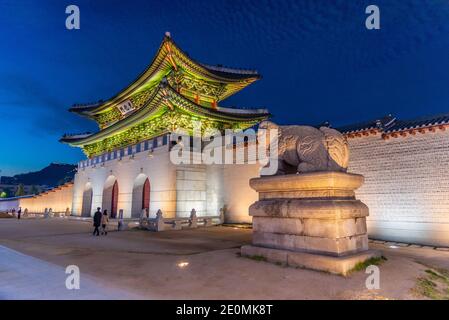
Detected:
left=219, top=207, right=225, bottom=224
left=139, top=208, right=148, bottom=229
left=118, top=209, right=124, bottom=231
left=155, top=209, right=164, bottom=231
left=190, top=208, right=197, bottom=228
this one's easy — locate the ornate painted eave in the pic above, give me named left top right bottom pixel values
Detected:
left=69, top=32, right=261, bottom=120
left=61, top=83, right=270, bottom=149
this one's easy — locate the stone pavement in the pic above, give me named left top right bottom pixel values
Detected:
left=0, top=245, right=137, bottom=299
left=1, top=218, right=449, bottom=299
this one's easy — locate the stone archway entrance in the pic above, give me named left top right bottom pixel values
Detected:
left=111, top=181, right=119, bottom=218
left=81, top=183, right=93, bottom=217
left=131, top=174, right=150, bottom=218
left=102, top=176, right=119, bottom=219
left=142, top=179, right=150, bottom=215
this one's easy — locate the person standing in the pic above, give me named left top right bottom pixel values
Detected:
left=101, top=210, right=109, bottom=235
left=93, top=207, right=102, bottom=236
left=17, top=207, right=21, bottom=220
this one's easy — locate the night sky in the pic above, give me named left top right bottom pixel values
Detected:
left=1, top=0, right=449, bottom=176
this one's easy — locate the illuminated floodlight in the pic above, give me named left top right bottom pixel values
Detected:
left=177, top=261, right=189, bottom=268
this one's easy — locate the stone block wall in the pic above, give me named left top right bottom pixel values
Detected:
left=347, top=130, right=449, bottom=246
left=176, top=165, right=207, bottom=217
left=222, top=163, right=259, bottom=223
left=72, top=144, right=177, bottom=218
left=19, top=183, right=73, bottom=214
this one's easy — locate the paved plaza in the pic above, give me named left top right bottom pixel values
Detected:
left=1, top=218, right=448, bottom=299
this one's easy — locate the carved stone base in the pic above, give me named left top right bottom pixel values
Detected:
left=241, top=245, right=381, bottom=275
left=242, top=172, right=380, bottom=274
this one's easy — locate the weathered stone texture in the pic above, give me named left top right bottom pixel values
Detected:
left=243, top=172, right=378, bottom=271
left=348, top=130, right=449, bottom=246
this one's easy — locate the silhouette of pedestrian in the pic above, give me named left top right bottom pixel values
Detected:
left=101, top=210, right=109, bottom=235
left=93, top=207, right=102, bottom=236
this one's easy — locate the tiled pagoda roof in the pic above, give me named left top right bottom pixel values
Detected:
left=69, top=32, right=261, bottom=117
left=61, top=82, right=270, bottom=146
left=61, top=33, right=269, bottom=157
left=336, top=112, right=449, bottom=139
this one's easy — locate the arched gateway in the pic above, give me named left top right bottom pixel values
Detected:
left=131, top=174, right=150, bottom=218
left=81, top=183, right=93, bottom=217
left=102, top=176, right=119, bottom=218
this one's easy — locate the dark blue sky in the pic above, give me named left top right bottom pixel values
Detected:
left=1, top=0, right=449, bottom=176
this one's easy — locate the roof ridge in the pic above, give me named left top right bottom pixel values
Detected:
left=199, top=63, right=259, bottom=76
left=337, top=111, right=449, bottom=134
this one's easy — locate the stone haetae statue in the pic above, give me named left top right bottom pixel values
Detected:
left=243, top=121, right=379, bottom=275
left=259, top=121, right=349, bottom=175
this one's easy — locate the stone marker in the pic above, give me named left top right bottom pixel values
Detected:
left=117, top=209, right=124, bottom=231
left=219, top=207, right=225, bottom=224
left=190, top=208, right=198, bottom=228
left=155, top=209, right=164, bottom=231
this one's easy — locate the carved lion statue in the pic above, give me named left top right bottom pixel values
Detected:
left=259, top=121, right=349, bottom=175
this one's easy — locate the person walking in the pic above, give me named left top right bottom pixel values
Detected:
left=101, top=210, right=109, bottom=235
left=17, top=207, right=22, bottom=220
left=93, top=207, right=102, bottom=236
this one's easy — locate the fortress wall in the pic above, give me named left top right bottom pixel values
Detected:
left=19, top=183, right=73, bottom=214
left=0, top=198, right=20, bottom=212
left=221, top=143, right=260, bottom=224
left=73, top=144, right=177, bottom=219
left=347, top=129, right=449, bottom=246
left=222, top=163, right=259, bottom=223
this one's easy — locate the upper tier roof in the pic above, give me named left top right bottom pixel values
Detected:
left=69, top=32, right=261, bottom=118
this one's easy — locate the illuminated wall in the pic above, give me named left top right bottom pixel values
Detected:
left=71, top=138, right=259, bottom=221
left=66, top=126, right=449, bottom=247
left=72, top=141, right=177, bottom=219
left=19, top=183, right=73, bottom=214
left=347, top=129, right=449, bottom=246
left=0, top=198, right=21, bottom=212
left=222, top=163, right=259, bottom=223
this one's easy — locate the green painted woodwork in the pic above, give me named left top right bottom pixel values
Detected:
left=62, top=34, right=268, bottom=157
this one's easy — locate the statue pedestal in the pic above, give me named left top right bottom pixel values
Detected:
left=241, top=172, right=380, bottom=275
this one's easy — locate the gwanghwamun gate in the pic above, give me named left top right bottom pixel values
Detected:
left=2, top=33, right=449, bottom=248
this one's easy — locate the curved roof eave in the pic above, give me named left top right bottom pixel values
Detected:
left=61, top=84, right=269, bottom=146
left=69, top=34, right=261, bottom=116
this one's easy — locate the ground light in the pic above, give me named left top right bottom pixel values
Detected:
left=177, top=261, right=189, bottom=268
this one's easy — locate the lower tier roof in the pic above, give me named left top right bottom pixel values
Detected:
left=61, top=83, right=270, bottom=156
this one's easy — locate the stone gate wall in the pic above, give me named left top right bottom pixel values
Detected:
left=347, top=129, right=449, bottom=246
left=19, top=182, right=73, bottom=214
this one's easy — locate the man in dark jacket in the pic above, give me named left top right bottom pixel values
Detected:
left=93, top=207, right=102, bottom=236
